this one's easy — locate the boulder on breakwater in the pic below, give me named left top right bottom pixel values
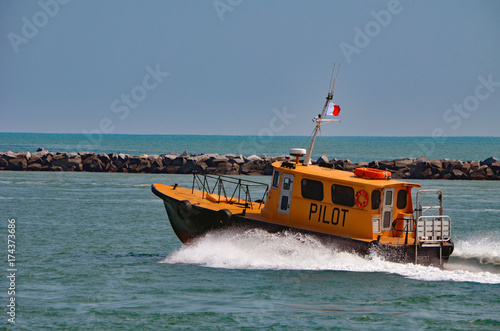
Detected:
left=1, top=148, right=499, bottom=180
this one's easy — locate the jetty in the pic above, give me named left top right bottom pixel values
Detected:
left=1, top=149, right=499, bottom=180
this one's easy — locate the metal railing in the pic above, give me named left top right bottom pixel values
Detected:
left=413, top=189, right=452, bottom=266
left=192, top=174, right=269, bottom=210
left=415, top=189, right=443, bottom=218
left=416, top=215, right=451, bottom=243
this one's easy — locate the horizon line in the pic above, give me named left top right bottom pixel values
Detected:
left=1, top=132, right=500, bottom=138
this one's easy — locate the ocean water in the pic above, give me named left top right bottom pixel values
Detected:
left=1, top=133, right=499, bottom=163
left=1, top=134, right=499, bottom=329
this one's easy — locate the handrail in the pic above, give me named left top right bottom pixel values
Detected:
left=416, top=215, right=451, bottom=243
left=413, top=189, right=451, bottom=267
left=392, top=217, right=414, bottom=245
left=192, top=173, right=269, bottom=210
left=415, top=189, right=443, bottom=217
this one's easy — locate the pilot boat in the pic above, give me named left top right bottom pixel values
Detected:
left=152, top=66, right=454, bottom=266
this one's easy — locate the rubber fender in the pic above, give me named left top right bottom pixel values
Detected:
left=177, top=200, right=192, bottom=220
left=216, top=209, right=233, bottom=226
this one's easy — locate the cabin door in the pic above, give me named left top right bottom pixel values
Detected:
left=278, top=173, right=294, bottom=215
left=381, top=187, right=395, bottom=231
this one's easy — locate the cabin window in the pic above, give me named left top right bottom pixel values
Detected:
left=280, top=196, right=289, bottom=210
left=397, top=189, right=407, bottom=209
left=371, top=190, right=381, bottom=210
left=272, top=170, right=280, bottom=188
left=384, top=190, right=393, bottom=206
left=331, top=184, right=355, bottom=207
left=283, top=177, right=292, bottom=190
left=301, top=178, right=324, bottom=201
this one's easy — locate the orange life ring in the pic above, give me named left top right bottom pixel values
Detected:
left=355, top=190, right=368, bottom=208
left=354, top=167, right=391, bottom=180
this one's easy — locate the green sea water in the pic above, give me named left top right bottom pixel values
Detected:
left=1, top=171, right=499, bottom=330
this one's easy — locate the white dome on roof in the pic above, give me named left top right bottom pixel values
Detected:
left=289, top=148, right=306, bottom=157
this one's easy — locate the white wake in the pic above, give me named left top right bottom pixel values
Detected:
left=161, top=228, right=500, bottom=284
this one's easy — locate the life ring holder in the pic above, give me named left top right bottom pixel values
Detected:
left=355, top=190, right=368, bottom=208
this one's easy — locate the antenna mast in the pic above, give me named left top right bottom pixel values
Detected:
left=303, top=64, right=340, bottom=166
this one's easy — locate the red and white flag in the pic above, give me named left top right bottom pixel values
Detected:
left=326, top=101, right=341, bottom=116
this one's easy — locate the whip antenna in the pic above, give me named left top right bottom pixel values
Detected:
left=303, top=62, right=341, bottom=166
left=328, top=63, right=336, bottom=94
left=331, top=64, right=340, bottom=96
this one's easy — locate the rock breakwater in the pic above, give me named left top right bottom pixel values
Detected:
left=1, top=149, right=499, bottom=180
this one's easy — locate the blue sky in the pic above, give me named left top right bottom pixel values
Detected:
left=1, top=0, right=499, bottom=136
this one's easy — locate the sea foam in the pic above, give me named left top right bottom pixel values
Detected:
left=161, top=228, right=500, bottom=284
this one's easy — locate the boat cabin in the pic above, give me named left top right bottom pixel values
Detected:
left=262, top=161, right=421, bottom=242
